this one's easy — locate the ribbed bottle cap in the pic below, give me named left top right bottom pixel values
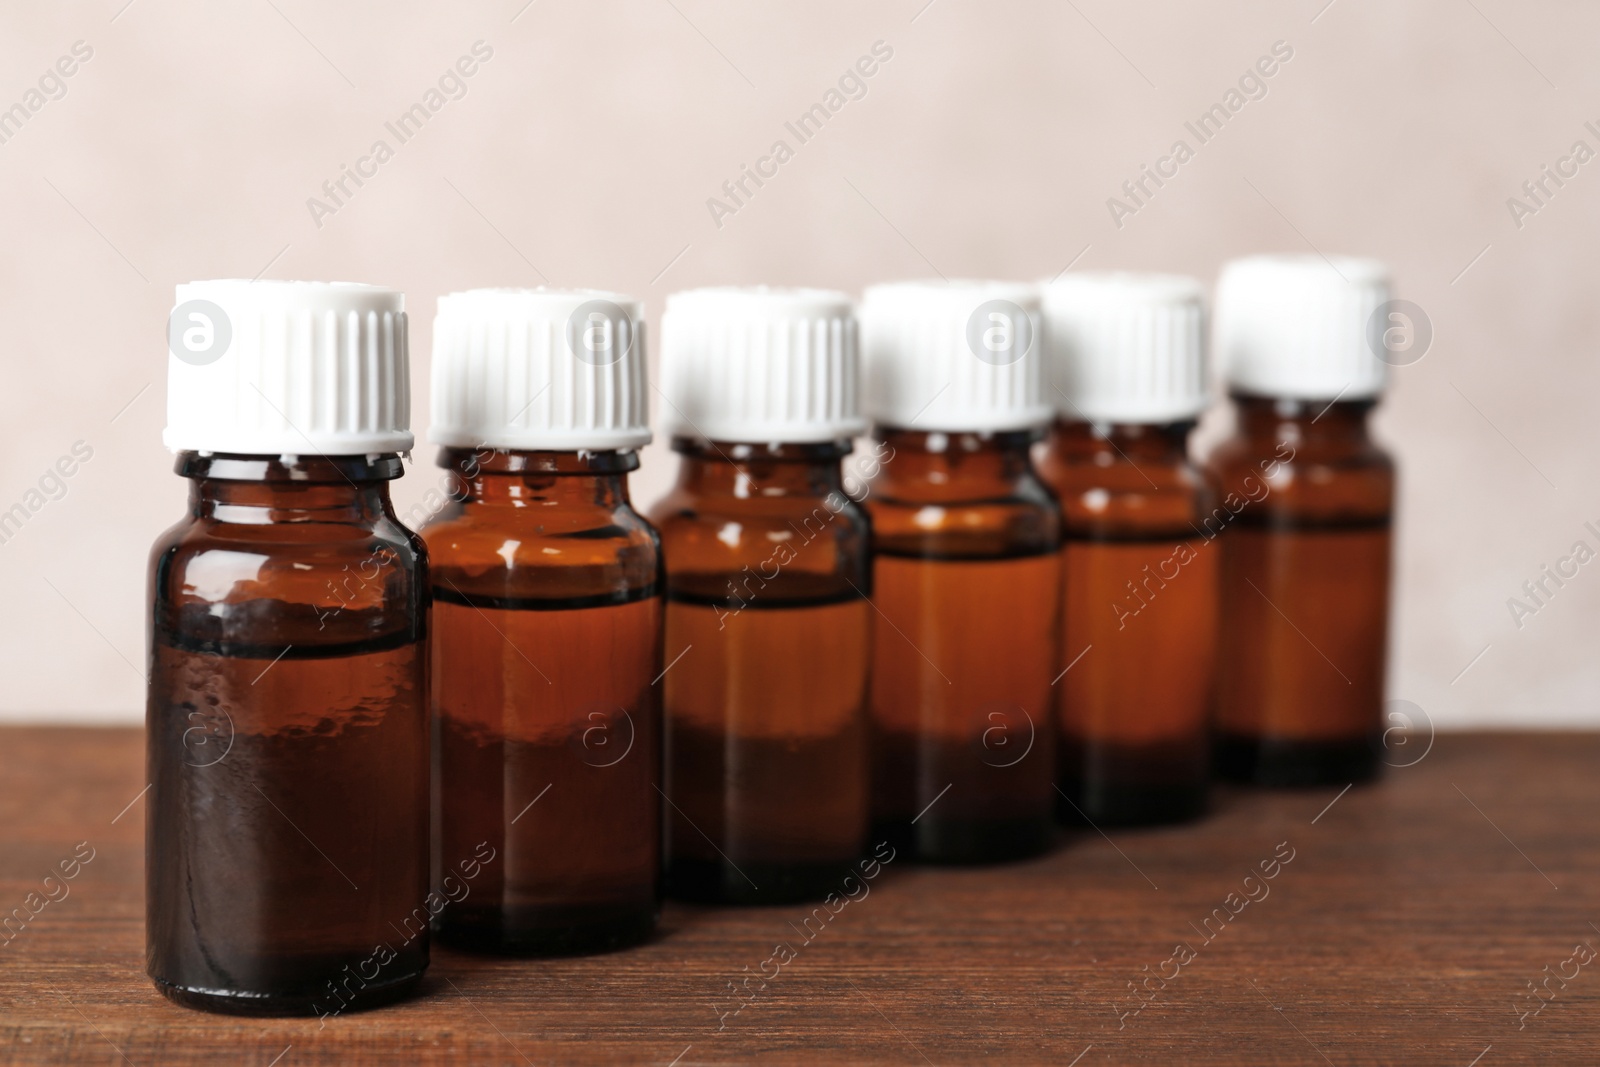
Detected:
left=1215, top=255, right=1390, bottom=400
left=659, top=286, right=865, bottom=444
left=1041, top=272, right=1207, bottom=424
left=430, top=288, right=650, bottom=451
left=860, top=280, right=1051, bottom=433
left=164, top=280, right=412, bottom=455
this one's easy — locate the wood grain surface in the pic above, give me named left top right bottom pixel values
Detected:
left=0, top=726, right=1594, bottom=1065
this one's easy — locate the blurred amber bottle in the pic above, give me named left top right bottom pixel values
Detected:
left=1207, top=256, right=1397, bottom=785
left=650, top=288, right=872, bottom=903
left=1038, top=274, right=1215, bottom=825
left=421, top=289, right=662, bottom=953
left=858, top=282, right=1059, bottom=861
left=148, top=282, right=428, bottom=1015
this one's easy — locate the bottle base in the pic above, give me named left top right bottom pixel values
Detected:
left=436, top=902, right=657, bottom=957
left=875, top=816, right=1052, bottom=865
left=151, top=969, right=424, bottom=1018
left=1212, top=732, right=1381, bottom=787
left=667, top=856, right=859, bottom=905
left=1056, top=780, right=1208, bottom=828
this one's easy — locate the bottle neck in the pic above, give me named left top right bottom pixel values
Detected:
left=437, top=448, right=637, bottom=509
left=871, top=427, right=1037, bottom=496
left=668, top=437, right=848, bottom=499
left=1044, top=419, right=1193, bottom=464
left=1229, top=393, right=1377, bottom=451
left=179, top=453, right=400, bottom=524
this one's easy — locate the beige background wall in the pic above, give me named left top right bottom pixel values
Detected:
left=0, top=0, right=1592, bottom=727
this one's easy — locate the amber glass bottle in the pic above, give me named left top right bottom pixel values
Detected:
left=1208, top=256, right=1396, bottom=785
left=148, top=282, right=428, bottom=1016
left=1039, top=273, right=1215, bottom=825
left=1207, top=396, right=1393, bottom=784
left=858, top=281, right=1059, bottom=862
left=422, top=289, right=661, bottom=954
left=1038, top=423, right=1215, bottom=823
left=652, top=287, right=871, bottom=904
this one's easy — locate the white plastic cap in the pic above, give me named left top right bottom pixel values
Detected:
left=659, top=287, right=865, bottom=444
left=164, top=280, right=412, bottom=455
left=1215, top=255, right=1391, bottom=400
left=1041, top=272, right=1208, bottom=425
left=860, top=280, right=1051, bottom=432
left=430, top=288, right=650, bottom=452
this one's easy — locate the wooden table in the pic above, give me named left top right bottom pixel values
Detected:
left=1, top=727, right=1593, bottom=1065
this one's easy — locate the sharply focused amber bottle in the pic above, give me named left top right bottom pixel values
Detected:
left=1039, top=274, right=1215, bottom=825
left=422, top=289, right=661, bottom=953
left=147, top=282, right=428, bottom=1016
left=652, top=287, right=871, bottom=903
left=859, top=281, right=1059, bottom=862
left=1207, top=256, right=1397, bottom=785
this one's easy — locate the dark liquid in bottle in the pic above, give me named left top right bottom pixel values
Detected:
left=1057, top=535, right=1214, bottom=825
left=663, top=591, right=870, bottom=903
left=1212, top=517, right=1391, bottom=783
left=870, top=550, right=1058, bottom=862
left=146, top=604, right=428, bottom=1017
left=432, top=587, right=661, bottom=954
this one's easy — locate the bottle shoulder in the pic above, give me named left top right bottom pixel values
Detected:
left=421, top=501, right=659, bottom=601
left=651, top=482, right=869, bottom=520
left=647, top=488, right=871, bottom=602
left=151, top=512, right=426, bottom=596
left=1206, top=430, right=1394, bottom=471
left=648, top=488, right=871, bottom=546
left=421, top=500, right=659, bottom=561
left=148, top=511, right=426, bottom=651
left=864, top=473, right=1059, bottom=557
left=1037, top=452, right=1213, bottom=539
left=1204, top=433, right=1395, bottom=523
